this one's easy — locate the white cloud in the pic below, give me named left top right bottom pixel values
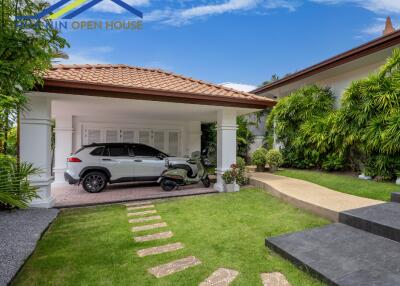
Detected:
left=56, top=46, right=113, bottom=64
left=91, top=0, right=150, bottom=13
left=220, top=82, right=257, bottom=92
left=145, top=0, right=297, bottom=25
left=361, top=17, right=399, bottom=36
left=311, top=0, right=400, bottom=14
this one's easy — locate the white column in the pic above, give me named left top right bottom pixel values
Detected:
left=187, top=121, right=201, bottom=157
left=214, top=109, right=239, bottom=192
left=53, top=115, right=73, bottom=184
left=20, top=95, right=55, bottom=208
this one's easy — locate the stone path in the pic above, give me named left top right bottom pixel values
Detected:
left=127, top=204, right=155, bottom=211
left=127, top=210, right=157, bottom=217
left=126, top=200, right=203, bottom=280
left=125, top=201, right=153, bottom=207
left=250, top=172, right=383, bottom=222
left=129, top=215, right=162, bottom=223
left=261, top=272, right=291, bottom=286
left=137, top=242, right=184, bottom=257
left=199, top=268, right=239, bottom=286
left=148, top=256, right=202, bottom=278
left=134, top=231, right=174, bottom=242
left=131, top=222, right=167, bottom=232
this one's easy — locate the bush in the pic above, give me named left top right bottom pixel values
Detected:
left=266, top=149, right=283, bottom=172
left=267, top=85, right=336, bottom=169
left=251, top=148, right=267, bottom=171
left=236, top=157, right=248, bottom=185
left=0, top=155, right=41, bottom=209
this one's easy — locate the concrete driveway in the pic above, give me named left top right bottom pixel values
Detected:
left=52, top=182, right=216, bottom=208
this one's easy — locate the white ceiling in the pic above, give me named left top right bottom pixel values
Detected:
left=40, top=92, right=258, bottom=122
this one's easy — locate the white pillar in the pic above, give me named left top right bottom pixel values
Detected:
left=187, top=121, right=201, bottom=157
left=214, top=109, right=239, bottom=192
left=20, top=95, right=55, bottom=208
left=53, top=115, right=73, bottom=184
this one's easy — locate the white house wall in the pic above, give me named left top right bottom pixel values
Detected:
left=262, top=46, right=398, bottom=101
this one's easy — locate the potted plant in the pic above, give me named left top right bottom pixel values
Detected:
left=396, top=170, right=400, bottom=185
left=266, top=149, right=283, bottom=173
left=222, top=164, right=239, bottom=192
left=251, top=148, right=267, bottom=172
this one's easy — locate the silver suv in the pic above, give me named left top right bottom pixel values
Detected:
left=64, top=143, right=198, bottom=193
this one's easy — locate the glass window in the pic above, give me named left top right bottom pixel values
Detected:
left=132, top=145, right=163, bottom=157
left=109, top=145, right=130, bottom=157
left=90, top=147, right=104, bottom=156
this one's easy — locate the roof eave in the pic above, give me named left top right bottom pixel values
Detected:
left=39, top=79, right=276, bottom=109
left=253, top=30, right=400, bottom=94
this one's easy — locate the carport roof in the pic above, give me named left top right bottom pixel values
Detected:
left=40, top=64, right=275, bottom=109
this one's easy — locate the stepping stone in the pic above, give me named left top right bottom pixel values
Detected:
left=134, top=231, right=174, bottom=242
left=137, top=242, right=184, bottom=257
left=127, top=204, right=155, bottom=211
left=127, top=210, right=157, bottom=217
left=261, top=273, right=291, bottom=286
left=125, top=201, right=152, bottom=207
left=148, top=256, right=201, bottom=278
left=131, top=222, right=167, bottom=232
left=199, top=268, right=239, bottom=286
left=129, top=215, right=162, bottom=223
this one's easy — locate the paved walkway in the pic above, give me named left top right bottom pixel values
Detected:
left=53, top=182, right=216, bottom=208
left=249, top=172, right=384, bottom=222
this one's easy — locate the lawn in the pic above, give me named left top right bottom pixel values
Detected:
left=13, top=188, right=328, bottom=286
left=278, top=169, right=400, bottom=201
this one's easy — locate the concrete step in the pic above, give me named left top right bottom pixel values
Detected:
left=339, top=203, right=400, bottom=242
left=392, top=192, right=400, bottom=203
left=266, top=223, right=400, bottom=286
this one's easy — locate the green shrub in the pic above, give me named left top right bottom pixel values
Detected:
left=267, top=85, right=336, bottom=169
left=0, top=155, right=41, bottom=209
left=236, top=157, right=248, bottom=186
left=266, top=149, right=283, bottom=172
left=251, top=148, right=267, bottom=171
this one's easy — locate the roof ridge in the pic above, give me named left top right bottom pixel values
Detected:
left=51, top=64, right=254, bottom=97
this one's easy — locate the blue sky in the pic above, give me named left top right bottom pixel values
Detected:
left=58, top=0, right=400, bottom=86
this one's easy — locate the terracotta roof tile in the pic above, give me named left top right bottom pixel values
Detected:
left=45, top=64, right=274, bottom=104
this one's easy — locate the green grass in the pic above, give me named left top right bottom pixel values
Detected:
left=278, top=169, right=400, bottom=201
left=13, top=188, right=329, bottom=286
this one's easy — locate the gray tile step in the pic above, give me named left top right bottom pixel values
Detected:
left=266, top=223, right=400, bottom=286
left=339, top=203, right=400, bottom=242
left=392, top=192, right=400, bottom=203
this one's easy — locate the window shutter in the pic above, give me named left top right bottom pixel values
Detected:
left=87, top=129, right=101, bottom=144
left=106, top=130, right=119, bottom=143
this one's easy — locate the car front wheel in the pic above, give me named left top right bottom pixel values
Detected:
left=82, top=172, right=107, bottom=193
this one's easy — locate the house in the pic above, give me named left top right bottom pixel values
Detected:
left=253, top=18, right=400, bottom=102
left=22, top=64, right=275, bottom=207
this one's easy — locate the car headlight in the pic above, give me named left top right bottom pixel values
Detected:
left=165, top=158, right=170, bottom=167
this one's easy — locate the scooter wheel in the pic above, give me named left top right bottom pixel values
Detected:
left=160, top=179, right=176, bottom=192
left=202, top=177, right=211, bottom=188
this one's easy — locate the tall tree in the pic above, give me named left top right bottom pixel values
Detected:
left=0, top=0, right=68, bottom=155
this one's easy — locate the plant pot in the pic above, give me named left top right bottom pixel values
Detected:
left=223, top=181, right=239, bottom=192
left=358, top=173, right=372, bottom=180
left=256, top=165, right=265, bottom=172
left=269, top=165, right=277, bottom=173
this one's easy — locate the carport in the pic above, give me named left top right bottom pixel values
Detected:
left=21, top=64, right=274, bottom=207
